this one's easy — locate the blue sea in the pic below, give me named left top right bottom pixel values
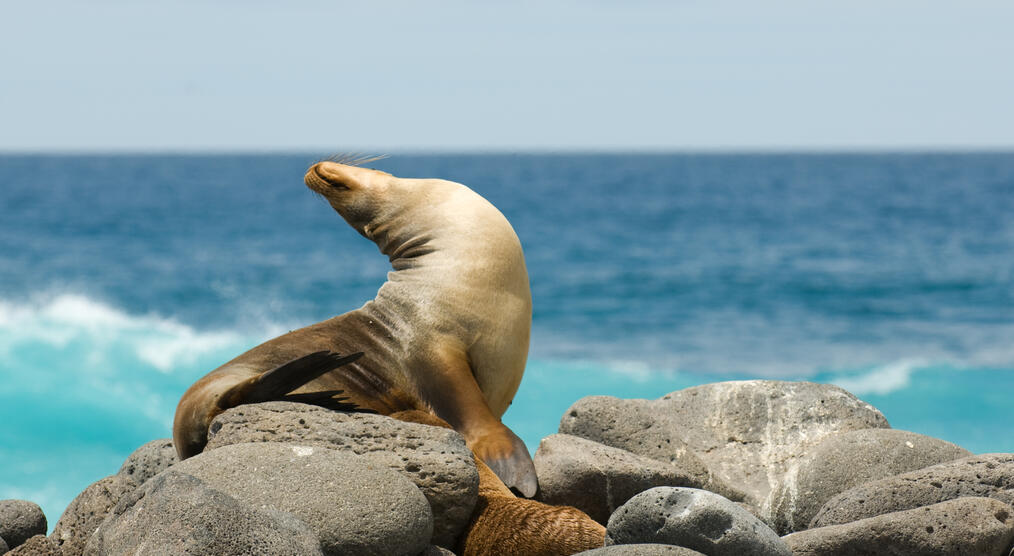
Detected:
left=2, top=153, right=1013, bottom=525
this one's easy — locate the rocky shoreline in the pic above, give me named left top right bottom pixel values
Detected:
left=2, top=380, right=1013, bottom=555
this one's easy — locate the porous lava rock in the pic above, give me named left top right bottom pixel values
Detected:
left=534, top=433, right=742, bottom=524
left=51, top=474, right=139, bottom=556
left=784, top=497, right=1014, bottom=555
left=560, top=380, right=888, bottom=525
left=117, top=438, right=179, bottom=485
left=604, top=487, right=791, bottom=556
left=811, top=452, right=1014, bottom=528
left=171, top=441, right=432, bottom=556
left=84, top=470, right=323, bottom=555
left=773, top=428, right=970, bottom=532
left=0, top=499, right=47, bottom=550
left=205, top=402, right=477, bottom=548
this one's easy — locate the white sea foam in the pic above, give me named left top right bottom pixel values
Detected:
left=829, top=358, right=929, bottom=396
left=0, top=293, right=276, bottom=373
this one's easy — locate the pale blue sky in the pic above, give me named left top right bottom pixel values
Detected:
left=2, top=1, right=1012, bottom=151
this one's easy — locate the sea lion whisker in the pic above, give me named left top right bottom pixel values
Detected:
left=324, top=152, right=389, bottom=168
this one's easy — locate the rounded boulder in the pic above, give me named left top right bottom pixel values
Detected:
left=205, top=402, right=477, bottom=548
left=535, top=434, right=742, bottom=524
left=773, top=428, right=970, bottom=533
left=172, top=441, right=432, bottom=556
left=117, top=438, right=179, bottom=485
left=811, top=452, right=1014, bottom=528
left=784, top=497, right=1014, bottom=555
left=605, top=487, right=791, bottom=556
left=85, top=470, right=323, bottom=555
left=0, top=499, right=47, bottom=549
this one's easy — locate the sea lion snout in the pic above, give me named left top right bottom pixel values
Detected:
left=305, top=161, right=391, bottom=193
left=304, top=162, right=350, bottom=194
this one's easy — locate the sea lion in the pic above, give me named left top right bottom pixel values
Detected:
left=390, top=410, right=606, bottom=555
left=173, top=158, right=538, bottom=496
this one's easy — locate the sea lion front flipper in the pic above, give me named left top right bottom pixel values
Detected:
left=473, top=426, right=538, bottom=498
left=417, top=346, right=539, bottom=498
left=219, top=351, right=363, bottom=409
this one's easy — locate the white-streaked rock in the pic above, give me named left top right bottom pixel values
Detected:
left=560, top=381, right=889, bottom=525
left=772, top=428, right=970, bottom=533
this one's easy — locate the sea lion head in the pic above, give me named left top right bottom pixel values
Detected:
left=304, top=160, right=401, bottom=234
left=304, top=159, right=471, bottom=259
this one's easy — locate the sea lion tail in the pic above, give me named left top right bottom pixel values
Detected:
left=217, top=351, right=363, bottom=409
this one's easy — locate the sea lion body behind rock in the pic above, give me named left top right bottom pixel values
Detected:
left=174, top=160, right=537, bottom=495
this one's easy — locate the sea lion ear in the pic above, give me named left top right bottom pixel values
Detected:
left=218, top=351, right=364, bottom=409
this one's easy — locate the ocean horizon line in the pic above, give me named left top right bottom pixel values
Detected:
left=3, top=147, right=1014, bottom=157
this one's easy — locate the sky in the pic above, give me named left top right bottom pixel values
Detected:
left=2, top=1, right=1013, bottom=152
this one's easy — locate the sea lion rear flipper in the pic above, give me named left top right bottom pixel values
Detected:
left=219, top=351, right=363, bottom=409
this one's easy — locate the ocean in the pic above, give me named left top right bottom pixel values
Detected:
left=1, top=153, right=1012, bottom=525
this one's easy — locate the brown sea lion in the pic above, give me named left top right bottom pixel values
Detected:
left=390, top=410, right=606, bottom=555
left=173, top=158, right=538, bottom=496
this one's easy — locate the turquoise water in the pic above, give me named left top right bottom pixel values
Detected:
left=1, top=153, right=1012, bottom=524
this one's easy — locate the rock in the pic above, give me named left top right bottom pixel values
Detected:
left=172, top=441, right=433, bottom=556
left=205, top=402, right=478, bottom=548
left=51, top=474, right=139, bottom=556
left=85, top=470, right=323, bottom=555
left=576, top=545, right=706, bottom=555
left=5, top=535, right=61, bottom=555
left=418, top=546, right=456, bottom=555
left=560, top=381, right=889, bottom=526
left=604, top=487, right=791, bottom=556
left=811, top=452, right=1014, bottom=528
left=0, top=535, right=7, bottom=553
left=773, top=428, right=970, bottom=533
left=558, top=398, right=714, bottom=490
left=0, top=500, right=47, bottom=549
left=534, top=434, right=743, bottom=524
left=784, top=497, right=1014, bottom=555
left=117, top=438, right=179, bottom=485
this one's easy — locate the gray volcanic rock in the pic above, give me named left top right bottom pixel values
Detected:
left=577, top=545, right=706, bottom=555
left=5, top=534, right=61, bottom=555
left=604, top=487, right=791, bottom=556
left=784, top=497, right=1014, bottom=555
left=773, top=428, right=970, bottom=533
left=205, top=402, right=477, bottom=548
left=559, top=397, right=713, bottom=488
left=534, top=434, right=743, bottom=524
left=419, top=546, right=456, bottom=555
left=811, top=452, right=1014, bottom=528
left=0, top=535, right=7, bottom=553
left=560, top=381, right=888, bottom=524
left=85, top=470, right=323, bottom=556
left=172, top=441, right=432, bottom=556
left=117, top=438, right=178, bottom=485
left=51, top=474, right=139, bottom=556
left=0, top=499, right=47, bottom=549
